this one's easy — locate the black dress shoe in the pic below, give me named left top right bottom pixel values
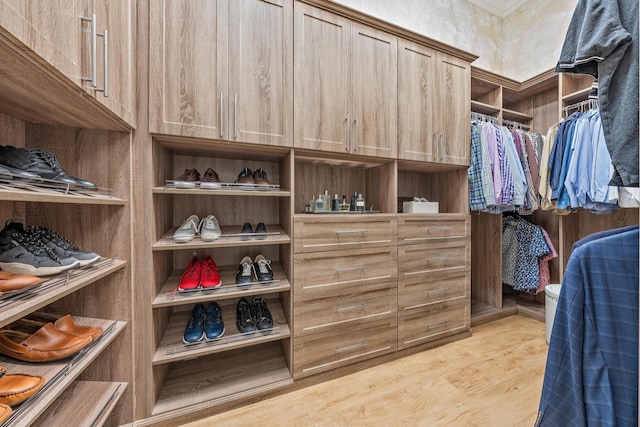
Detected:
left=255, top=222, right=267, bottom=240
left=240, top=222, right=253, bottom=240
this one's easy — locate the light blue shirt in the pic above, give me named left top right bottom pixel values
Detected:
left=500, top=127, right=527, bottom=207
left=564, top=110, right=598, bottom=208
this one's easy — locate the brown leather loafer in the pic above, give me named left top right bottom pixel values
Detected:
left=0, top=271, right=41, bottom=293
left=0, top=323, right=92, bottom=362
left=20, top=313, right=103, bottom=341
left=0, top=403, right=11, bottom=423
left=0, top=367, right=45, bottom=406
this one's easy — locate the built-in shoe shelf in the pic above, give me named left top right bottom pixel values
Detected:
left=159, top=182, right=284, bottom=193
left=152, top=341, right=292, bottom=416
left=153, top=296, right=289, bottom=365
left=0, top=175, right=125, bottom=205
left=153, top=264, right=290, bottom=308
left=1, top=318, right=126, bottom=426
left=152, top=225, right=290, bottom=251
left=0, top=258, right=126, bottom=328
left=31, top=381, right=127, bottom=427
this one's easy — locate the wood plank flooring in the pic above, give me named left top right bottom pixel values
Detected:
left=180, top=315, right=547, bottom=426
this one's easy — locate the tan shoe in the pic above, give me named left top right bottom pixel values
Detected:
left=0, top=323, right=92, bottom=362
left=19, top=313, right=103, bottom=341
left=0, top=366, right=45, bottom=406
left=0, top=403, right=11, bottom=422
left=0, top=271, right=41, bottom=293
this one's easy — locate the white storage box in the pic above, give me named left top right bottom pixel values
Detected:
left=403, top=201, right=439, bottom=214
left=545, top=284, right=562, bottom=344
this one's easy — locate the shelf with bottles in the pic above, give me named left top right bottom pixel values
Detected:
left=1, top=317, right=126, bottom=426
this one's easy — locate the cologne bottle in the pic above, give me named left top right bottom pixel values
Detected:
left=350, top=191, right=358, bottom=211
left=315, top=195, right=324, bottom=211
left=332, top=194, right=340, bottom=211
left=322, top=190, right=331, bottom=211
left=355, top=193, right=365, bottom=211
left=339, top=195, right=350, bottom=211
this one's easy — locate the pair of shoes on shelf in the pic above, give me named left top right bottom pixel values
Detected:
left=240, top=222, right=267, bottom=240
left=173, top=215, right=222, bottom=243
left=176, top=255, right=221, bottom=292
left=0, top=314, right=101, bottom=362
left=182, top=302, right=225, bottom=344
left=235, top=255, right=274, bottom=287
left=236, top=297, right=273, bottom=333
left=0, top=145, right=96, bottom=188
left=0, top=365, right=46, bottom=408
left=174, top=168, right=221, bottom=189
left=0, top=271, right=41, bottom=294
left=235, top=168, right=270, bottom=187
left=0, top=220, right=101, bottom=277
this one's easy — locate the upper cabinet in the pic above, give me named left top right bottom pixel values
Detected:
left=0, top=0, right=135, bottom=128
left=294, top=2, right=397, bottom=158
left=149, top=0, right=293, bottom=147
left=398, top=39, right=470, bottom=166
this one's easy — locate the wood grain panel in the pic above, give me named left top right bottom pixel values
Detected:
left=398, top=268, right=469, bottom=310
left=439, top=52, right=470, bottom=166
left=471, top=213, right=502, bottom=309
left=398, top=215, right=468, bottom=243
left=398, top=299, right=468, bottom=350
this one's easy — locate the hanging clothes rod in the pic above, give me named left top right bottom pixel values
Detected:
left=502, top=119, right=531, bottom=130
left=470, top=111, right=498, bottom=124
left=563, top=98, right=599, bottom=116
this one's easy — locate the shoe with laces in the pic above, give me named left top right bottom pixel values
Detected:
left=252, top=297, right=273, bottom=330
left=0, top=220, right=80, bottom=276
left=175, top=168, right=200, bottom=189
left=200, top=256, right=221, bottom=289
left=235, top=167, right=255, bottom=188
left=20, top=147, right=95, bottom=188
left=235, top=256, right=255, bottom=287
left=253, top=255, right=273, bottom=283
left=255, top=222, right=267, bottom=240
left=204, top=302, right=225, bottom=340
left=183, top=303, right=206, bottom=344
left=25, top=225, right=100, bottom=267
left=236, top=297, right=256, bottom=333
left=199, top=215, right=221, bottom=242
left=253, top=168, right=270, bottom=186
left=240, top=222, right=253, bottom=241
left=0, top=162, right=40, bottom=181
left=178, top=256, right=201, bottom=292
left=200, top=168, right=222, bottom=189
left=173, top=215, right=200, bottom=243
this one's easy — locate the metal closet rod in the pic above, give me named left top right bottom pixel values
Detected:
left=563, top=98, right=599, bottom=116
left=470, top=111, right=498, bottom=124
left=502, top=119, right=531, bottom=130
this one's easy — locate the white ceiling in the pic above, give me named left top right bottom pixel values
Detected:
left=467, top=0, right=529, bottom=17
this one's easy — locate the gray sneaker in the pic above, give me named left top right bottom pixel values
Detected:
left=25, top=225, right=101, bottom=267
left=199, top=215, right=221, bottom=242
left=0, top=221, right=80, bottom=276
left=173, top=215, right=200, bottom=243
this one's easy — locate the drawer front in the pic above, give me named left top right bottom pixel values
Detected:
left=397, top=216, right=469, bottom=244
left=398, top=241, right=469, bottom=276
left=294, top=282, right=397, bottom=336
left=294, top=216, right=397, bottom=253
left=398, top=269, right=469, bottom=310
left=294, top=247, right=397, bottom=295
left=294, top=315, right=397, bottom=379
left=398, top=300, right=469, bottom=350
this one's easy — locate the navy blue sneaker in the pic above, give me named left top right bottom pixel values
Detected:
left=204, top=302, right=225, bottom=341
left=182, top=303, right=205, bottom=344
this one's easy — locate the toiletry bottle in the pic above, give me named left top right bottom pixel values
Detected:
left=331, top=194, right=340, bottom=211
left=323, top=190, right=331, bottom=211
left=350, top=191, right=358, bottom=211
left=310, top=195, right=316, bottom=212
left=355, top=193, right=365, bottom=211
left=340, top=195, right=349, bottom=211
left=315, top=194, right=324, bottom=211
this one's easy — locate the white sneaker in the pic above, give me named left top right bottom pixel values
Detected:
left=199, top=215, right=221, bottom=242
left=173, top=215, right=200, bottom=243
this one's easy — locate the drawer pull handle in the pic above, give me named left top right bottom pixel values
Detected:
left=427, top=288, right=451, bottom=296
left=336, top=342, right=367, bottom=353
left=426, top=257, right=447, bottom=263
left=427, top=226, right=450, bottom=232
left=427, top=320, right=449, bottom=330
left=336, top=266, right=366, bottom=273
left=336, top=304, right=367, bottom=313
left=336, top=230, right=368, bottom=235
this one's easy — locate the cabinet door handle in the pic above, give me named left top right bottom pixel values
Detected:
left=234, top=94, right=238, bottom=139
left=425, top=257, right=447, bottom=263
left=427, top=320, right=449, bottom=330
left=219, top=91, right=224, bottom=137
left=426, top=226, right=450, bottom=234
left=95, top=29, right=109, bottom=97
left=335, top=265, right=366, bottom=273
left=336, top=304, right=367, bottom=313
left=353, top=117, right=358, bottom=152
left=81, top=13, right=98, bottom=88
left=336, top=229, right=368, bottom=235
left=336, top=342, right=367, bottom=353
left=345, top=115, right=350, bottom=151
left=427, top=288, right=451, bottom=296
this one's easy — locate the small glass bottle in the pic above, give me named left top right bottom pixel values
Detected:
left=339, top=195, right=350, bottom=211
left=350, top=191, right=358, bottom=211
left=331, top=194, right=340, bottom=211
left=309, top=195, right=316, bottom=212
left=322, top=190, right=331, bottom=211
left=355, top=193, right=365, bottom=211
left=315, top=195, right=324, bottom=211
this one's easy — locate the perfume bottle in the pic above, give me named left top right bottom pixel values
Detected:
left=350, top=191, right=358, bottom=211
left=339, top=195, right=350, bottom=211
left=315, top=194, right=324, bottom=211
left=322, top=190, right=331, bottom=211
left=331, top=194, right=340, bottom=211
left=355, top=193, right=365, bottom=211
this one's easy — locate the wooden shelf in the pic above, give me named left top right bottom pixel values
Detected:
left=153, top=296, right=290, bottom=365
left=31, top=381, right=127, bottom=427
left=561, top=87, right=591, bottom=105
left=0, top=258, right=126, bottom=328
left=2, top=318, right=126, bottom=426
left=152, top=341, right=292, bottom=416
left=153, top=263, right=291, bottom=308
left=470, top=100, right=500, bottom=116
left=0, top=181, right=126, bottom=205
left=501, top=108, right=533, bottom=122
left=152, top=186, right=290, bottom=197
left=152, top=225, right=290, bottom=251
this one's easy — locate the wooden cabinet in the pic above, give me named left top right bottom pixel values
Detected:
left=398, top=39, right=470, bottom=166
left=149, top=0, right=293, bottom=146
left=294, top=2, right=397, bottom=158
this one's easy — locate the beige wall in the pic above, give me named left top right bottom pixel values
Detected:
left=331, top=0, right=578, bottom=81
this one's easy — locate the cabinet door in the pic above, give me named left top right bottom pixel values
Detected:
left=91, top=0, right=135, bottom=127
left=351, top=22, right=397, bottom=158
left=438, top=52, right=470, bottom=166
left=229, top=0, right=292, bottom=147
left=0, top=0, right=85, bottom=85
left=397, top=39, right=438, bottom=162
left=149, top=0, right=228, bottom=138
left=293, top=3, right=350, bottom=153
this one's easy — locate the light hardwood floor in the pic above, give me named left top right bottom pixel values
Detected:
left=181, top=315, right=547, bottom=426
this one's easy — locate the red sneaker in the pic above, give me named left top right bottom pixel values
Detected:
left=200, top=256, right=221, bottom=289
left=178, top=256, right=201, bottom=291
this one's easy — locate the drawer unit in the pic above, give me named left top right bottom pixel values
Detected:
left=294, top=247, right=397, bottom=295
left=397, top=241, right=469, bottom=276
left=294, top=216, right=397, bottom=253
left=398, top=299, right=469, bottom=350
left=294, top=315, right=397, bottom=378
left=398, top=269, right=469, bottom=310
left=397, top=215, right=469, bottom=244
left=294, top=281, right=397, bottom=336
